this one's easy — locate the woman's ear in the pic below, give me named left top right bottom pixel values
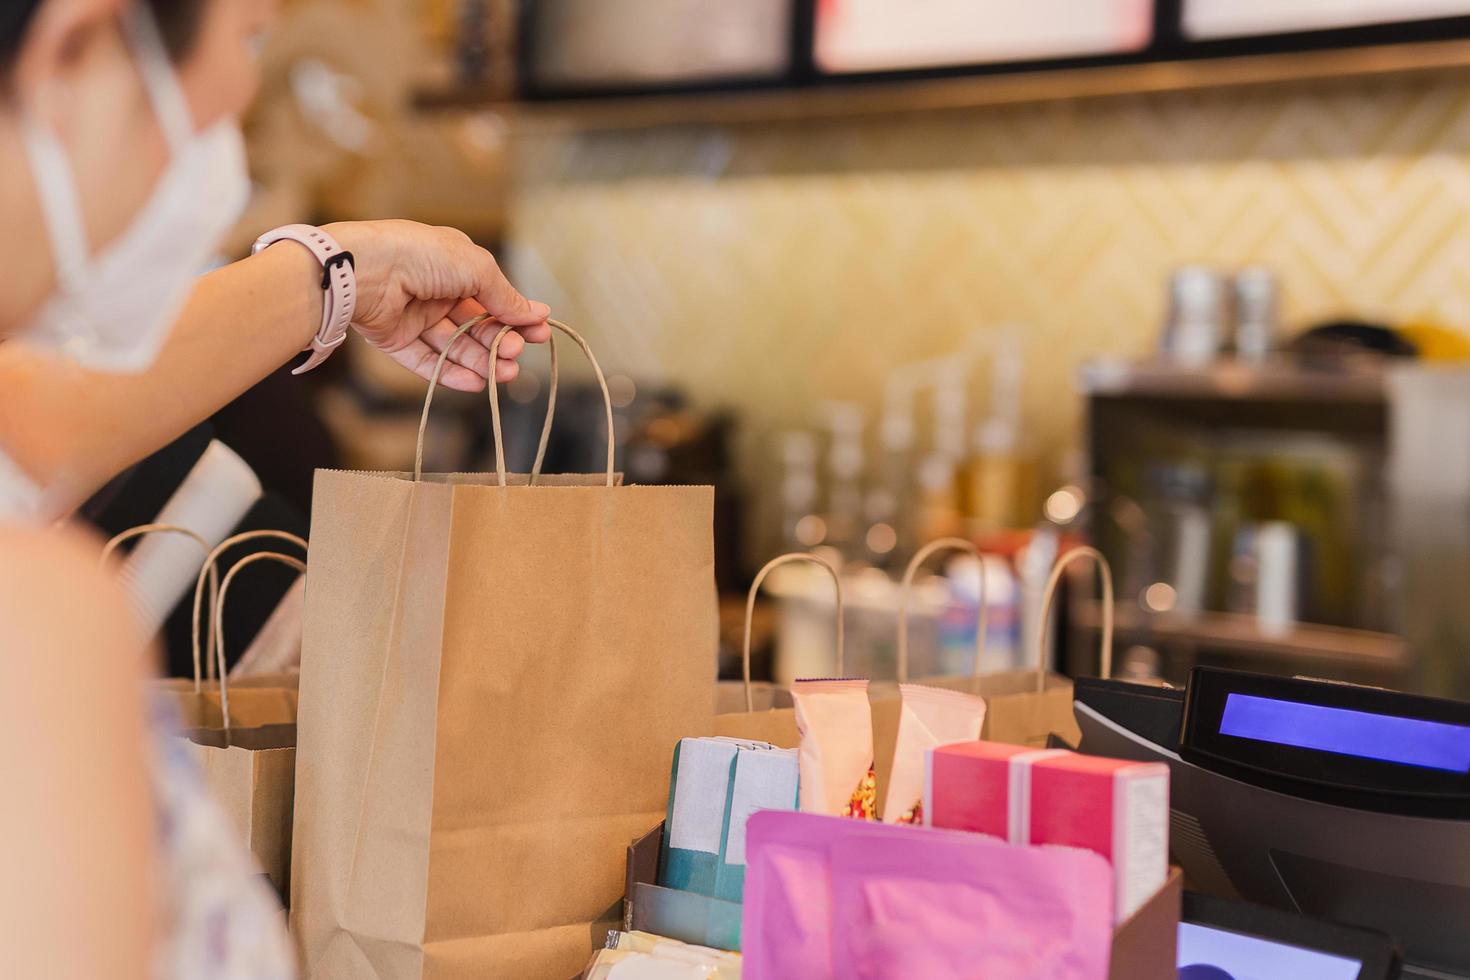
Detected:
left=7, top=0, right=121, bottom=113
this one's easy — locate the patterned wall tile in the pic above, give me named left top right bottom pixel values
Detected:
left=505, top=72, right=1470, bottom=540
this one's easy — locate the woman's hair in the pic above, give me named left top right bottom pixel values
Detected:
left=3, top=0, right=203, bottom=69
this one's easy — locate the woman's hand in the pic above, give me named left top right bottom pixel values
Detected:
left=325, top=219, right=551, bottom=392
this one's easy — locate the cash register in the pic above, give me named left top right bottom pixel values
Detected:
left=1073, top=666, right=1470, bottom=979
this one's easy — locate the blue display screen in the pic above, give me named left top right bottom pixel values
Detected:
left=1177, top=922, right=1362, bottom=980
left=1219, top=693, right=1470, bottom=773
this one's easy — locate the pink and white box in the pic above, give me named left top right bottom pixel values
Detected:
left=1025, top=752, right=1170, bottom=920
left=925, top=741, right=1169, bottom=921
left=924, top=741, right=1068, bottom=839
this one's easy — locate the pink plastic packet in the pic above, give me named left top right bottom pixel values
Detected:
left=742, top=811, right=1114, bottom=980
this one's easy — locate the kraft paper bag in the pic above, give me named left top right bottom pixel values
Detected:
left=179, top=549, right=306, bottom=898
left=982, top=545, right=1115, bottom=749
left=184, top=722, right=297, bottom=898
left=103, top=524, right=302, bottom=726
left=167, top=530, right=308, bottom=727
left=291, top=318, right=716, bottom=980
left=713, top=553, right=843, bottom=748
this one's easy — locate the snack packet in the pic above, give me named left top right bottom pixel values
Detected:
left=740, top=811, right=1113, bottom=980
left=828, top=818, right=1114, bottom=978
left=606, top=932, right=742, bottom=979
left=881, top=683, right=986, bottom=824
left=584, top=948, right=721, bottom=980
left=791, top=679, right=875, bottom=819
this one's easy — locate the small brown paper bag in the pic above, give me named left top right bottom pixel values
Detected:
left=180, top=549, right=305, bottom=898
left=713, top=553, right=844, bottom=747
left=102, top=524, right=300, bottom=723
left=982, top=545, right=1115, bottom=748
left=164, top=529, right=307, bottom=727
left=291, top=318, right=716, bottom=980
left=189, top=529, right=307, bottom=688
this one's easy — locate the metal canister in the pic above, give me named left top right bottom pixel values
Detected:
left=1233, top=266, right=1279, bottom=362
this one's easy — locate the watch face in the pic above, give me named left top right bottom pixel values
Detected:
left=814, top=0, right=1154, bottom=73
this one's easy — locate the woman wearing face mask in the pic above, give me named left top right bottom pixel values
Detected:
left=0, top=0, right=551, bottom=976
left=0, top=0, right=551, bottom=519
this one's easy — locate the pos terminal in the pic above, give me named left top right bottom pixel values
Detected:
left=1074, top=667, right=1470, bottom=978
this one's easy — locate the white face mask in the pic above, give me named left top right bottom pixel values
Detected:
left=16, top=6, right=251, bottom=373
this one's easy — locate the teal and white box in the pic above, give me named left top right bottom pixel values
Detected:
left=713, top=744, right=799, bottom=902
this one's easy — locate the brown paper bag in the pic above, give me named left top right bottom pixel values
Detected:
left=180, top=550, right=306, bottom=898
left=163, top=530, right=308, bottom=727
left=713, top=553, right=843, bottom=747
left=190, top=529, right=307, bottom=686
left=982, top=545, right=1115, bottom=748
left=102, top=524, right=300, bottom=724
left=291, top=318, right=716, bottom=980
left=872, top=537, right=989, bottom=801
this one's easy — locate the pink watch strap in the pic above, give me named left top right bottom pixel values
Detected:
left=251, top=224, right=356, bottom=375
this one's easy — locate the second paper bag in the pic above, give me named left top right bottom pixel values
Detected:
left=292, top=320, right=716, bottom=980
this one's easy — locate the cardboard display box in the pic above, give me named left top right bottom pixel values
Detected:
left=624, top=822, right=1181, bottom=978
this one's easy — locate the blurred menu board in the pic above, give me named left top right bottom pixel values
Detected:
left=527, top=0, right=792, bottom=90
left=1184, top=0, right=1470, bottom=39
left=814, top=0, right=1154, bottom=73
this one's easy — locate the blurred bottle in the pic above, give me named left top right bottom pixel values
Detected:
left=1160, top=266, right=1228, bottom=366
left=779, top=431, right=822, bottom=550
left=916, top=366, right=967, bottom=542
left=821, top=403, right=865, bottom=556
left=1233, top=266, right=1279, bottom=363
left=1229, top=521, right=1301, bottom=637
left=1145, top=462, right=1212, bottom=619
left=1019, top=525, right=1061, bottom=673
left=916, top=453, right=963, bottom=542
left=937, top=553, right=1021, bottom=675
left=963, top=329, right=1037, bottom=531
left=867, top=384, right=918, bottom=566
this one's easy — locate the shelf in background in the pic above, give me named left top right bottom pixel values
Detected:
left=1077, top=359, right=1387, bottom=404
left=1073, top=600, right=1407, bottom=673
left=417, top=39, right=1470, bottom=130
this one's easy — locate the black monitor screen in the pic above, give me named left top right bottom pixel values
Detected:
left=1220, top=693, right=1470, bottom=773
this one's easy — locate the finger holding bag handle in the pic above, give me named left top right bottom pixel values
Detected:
left=897, top=537, right=989, bottom=693
left=489, top=318, right=614, bottom=488
left=213, top=551, right=308, bottom=742
left=743, top=553, right=845, bottom=713
left=1036, top=545, right=1115, bottom=693
left=191, top=530, right=307, bottom=689
left=416, top=313, right=559, bottom=483
left=102, top=523, right=220, bottom=680
left=415, top=314, right=617, bottom=488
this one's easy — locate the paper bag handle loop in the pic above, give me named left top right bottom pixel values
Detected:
left=415, top=313, right=560, bottom=483
left=742, top=552, right=845, bottom=713
left=897, top=537, right=989, bottom=692
left=213, top=551, right=307, bottom=739
left=102, top=524, right=219, bottom=692
left=192, top=531, right=307, bottom=692
left=1036, top=545, right=1114, bottom=693
left=415, top=315, right=616, bottom=488
left=489, top=319, right=614, bottom=488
